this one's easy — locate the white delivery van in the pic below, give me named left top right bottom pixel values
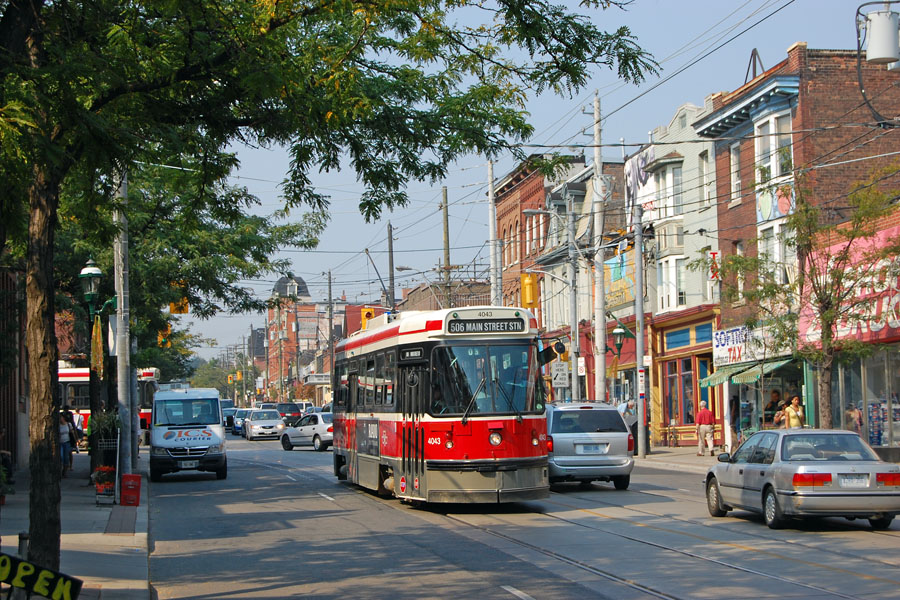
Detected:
left=149, top=388, right=227, bottom=481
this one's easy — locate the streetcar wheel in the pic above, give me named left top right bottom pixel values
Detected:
left=868, top=515, right=894, bottom=530
left=612, top=475, right=630, bottom=490
left=313, top=435, right=324, bottom=452
left=334, top=453, right=347, bottom=480
left=216, top=459, right=227, bottom=480
left=706, top=478, right=727, bottom=517
left=763, top=487, right=785, bottom=529
left=281, top=435, right=293, bottom=451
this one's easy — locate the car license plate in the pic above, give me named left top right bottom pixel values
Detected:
left=839, top=473, right=868, bottom=488
left=181, top=460, right=199, bottom=468
left=576, top=443, right=607, bottom=455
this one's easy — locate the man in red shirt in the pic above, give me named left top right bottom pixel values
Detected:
left=696, top=400, right=716, bottom=456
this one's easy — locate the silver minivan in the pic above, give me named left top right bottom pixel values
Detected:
left=546, top=402, right=634, bottom=489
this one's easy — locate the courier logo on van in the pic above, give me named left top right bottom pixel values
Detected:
left=163, top=429, right=213, bottom=441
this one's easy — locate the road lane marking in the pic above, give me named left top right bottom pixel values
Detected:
left=285, top=475, right=296, bottom=481
left=318, top=492, right=334, bottom=501
left=501, top=586, right=535, bottom=600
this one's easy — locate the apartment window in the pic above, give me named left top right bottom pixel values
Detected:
left=675, top=225, right=684, bottom=247
left=679, top=113, right=687, bottom=129
left=735, top=241, right=745, bottom=296
left=759, top=226, right=775, bottom=278
left=757, top=221, right=794, bottom=284
left=654, top=171, right=663, bottom=216
left=756, top=112, right=793, bottom=182
left=699, top=151, right=710, bottom=206
left=673, top=167, right=683, bottom=215
left=730, top=143, right=741, bottom=202
left=676, top=258, right=686, bottom=306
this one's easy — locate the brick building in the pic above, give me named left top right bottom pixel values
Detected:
left=693, top=42, right=900, bottom=447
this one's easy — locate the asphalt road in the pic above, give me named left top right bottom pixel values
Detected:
left=148, top=437, right=900, bottom=600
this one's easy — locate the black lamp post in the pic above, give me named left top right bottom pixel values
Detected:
left=612, top=326, right=626, bottom=358
left=79, top=258, right=102, bottom=317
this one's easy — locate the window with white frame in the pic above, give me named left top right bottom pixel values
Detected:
left=657, top=256, right=686, bottom=312
left=757, top=220, right=794, bottom=284
left=676, top=258, right=686, bottom=306
left=730, top=143, right=741, bottom=202
left=654, top=171, right=664, bottom=217
left=756, top=112, right=792, bottom=183
left=734, top=241, right=745, bottom=298
left=673, top=167, right=683, bottom=215
left=699, top=151, right=711, bottom=206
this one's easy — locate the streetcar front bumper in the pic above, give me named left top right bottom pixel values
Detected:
left=424, top=457, right=549, bottom=503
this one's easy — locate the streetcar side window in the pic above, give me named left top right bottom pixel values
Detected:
left=335, top=362, right=349, bottom=410
left=365, top=358, right=375, bottom=407
left=385, top=351, right=395, bottom=408
left=348, top=360, right=359, bottom=412
left=375, top=353, right=385, bottom=406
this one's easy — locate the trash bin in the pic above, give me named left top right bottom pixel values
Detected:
left=120, top=474, right=141, bottom=506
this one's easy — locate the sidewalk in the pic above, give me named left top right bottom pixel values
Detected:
left=634, top=445, right=722, bottom=475
left=0, top=450, right=150, bottom=600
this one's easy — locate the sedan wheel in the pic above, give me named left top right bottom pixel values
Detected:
left=706, top=478, right=727, bottom=517
left=868, top=515, right=894, bottom=530
left=313, top=435, right=324, bottom=452
left=281, top=435, right=294, bottom=451
left=764, top=487, right=785, bottom=529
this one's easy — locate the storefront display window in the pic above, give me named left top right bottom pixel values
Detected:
left=663, top=358, right=696, bottom=426
left=682, top=359, right=695, bottom=424
left=864, top=354, right=888, bottom=447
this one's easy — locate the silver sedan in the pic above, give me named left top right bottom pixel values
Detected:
left=243, top=410, right=285, bottom=441
left=705, top=429, right=900, bottom=529
left=280, top=413, right=333, bottom=452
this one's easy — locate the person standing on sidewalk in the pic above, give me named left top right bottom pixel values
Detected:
left=695, top=400, right=715, bottom=456
left=59, top=412, right=73, bottom=477
left=784, top=395, right=805, bottom=429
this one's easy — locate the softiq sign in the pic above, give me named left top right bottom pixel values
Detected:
left=0, top=552, right=83, bottom=599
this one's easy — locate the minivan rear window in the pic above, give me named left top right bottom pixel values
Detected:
left=550, top=410, right=628, bottom=434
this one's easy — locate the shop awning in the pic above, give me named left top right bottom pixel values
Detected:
left=699, top=364, right=747, bottom=388
left=730, top=358, right=793, bottom=385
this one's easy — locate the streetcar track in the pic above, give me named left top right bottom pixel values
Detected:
left=556, top=486, right=900, bottom=569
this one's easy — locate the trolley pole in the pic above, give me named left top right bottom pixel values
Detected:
left=387, top=222, right=395, bottom=310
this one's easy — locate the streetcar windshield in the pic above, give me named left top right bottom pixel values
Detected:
left=430, top=343, right=544, bottom=417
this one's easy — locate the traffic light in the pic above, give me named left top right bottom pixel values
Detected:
left=361, top=307, right=375, bottom=330
left=227, top=374, right=234, bottom=384
left=157, top=323, right=172, bottom=348
left=520, top=273, right=538, bottom=309
left=169, top=298, right=189, bottom=314
left=236, top=370, right=243, bottom=381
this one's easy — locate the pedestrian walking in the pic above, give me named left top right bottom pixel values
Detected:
left=59, top=412, right=73, bottom=477
left=695, top=400, right=715, bottom=456
left=784, top=395, right=805, bottom=429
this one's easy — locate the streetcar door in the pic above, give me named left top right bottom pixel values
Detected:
left=397, top=363, right=426, bottom=498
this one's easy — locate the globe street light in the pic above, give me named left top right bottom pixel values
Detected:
left=79, top=258, right=103, bottom=316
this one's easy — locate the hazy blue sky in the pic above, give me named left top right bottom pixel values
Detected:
left=184, top=0, right=870, bottom=359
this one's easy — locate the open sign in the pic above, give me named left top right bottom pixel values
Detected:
left=0, top=552, right=83, bottom=599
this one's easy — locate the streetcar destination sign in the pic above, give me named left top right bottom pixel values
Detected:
left=447, top=318, right=525, bottom=334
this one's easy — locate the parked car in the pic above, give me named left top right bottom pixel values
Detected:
left=243, top=409, right=285, bottom=441
left=276, top=402, right=303, bottom=421
left=257, top=403, right=276, bottom=410
left=705, top=429, right=900, bottom=530
left=546, top=402, right=634, bottom=489
left=222, top=408, right=237, bottom=432
left=280, top=413, right=334, bottom=451
left=296, top=401, right=314, bottom=413
left=232, top=409, right=250, bottom=436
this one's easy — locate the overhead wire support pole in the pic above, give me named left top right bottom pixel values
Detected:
left=387, top=222, right=395, bottom=310
left=567, top=196, right=580, bottom=402
left=593, top=92, right=607, bottom=404
left=442, top=186, right=451, bottom=307
left=364, top=248, right=393, bottom=311
left=634, top=203, right=647, bottom=458
left=487, top=160, right=501, bottom=306
left=114, top=171, right=132, bottom=475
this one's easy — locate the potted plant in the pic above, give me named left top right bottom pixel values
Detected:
left=92, top=465, right=116, bottom=495
left=0, top=467, right=13, bottom=505
left=89, top=410, right=121, bottom=467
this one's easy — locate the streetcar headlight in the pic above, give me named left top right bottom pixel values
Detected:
left=532, top=437, right=539, bottom=446
left=489, top=432, right=502, bottom=446
left=445, top=439, right=454, bottom=449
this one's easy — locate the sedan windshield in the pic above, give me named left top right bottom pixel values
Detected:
left=430, top=343, right=544, bottom=417
left=252, top=410, right=281, bottom=421
left=781, top=433, right=880, bottom=461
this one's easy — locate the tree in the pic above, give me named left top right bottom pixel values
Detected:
left=0, top=0, right=655, bottom=568
left=711, top=171, right=900, bottom=430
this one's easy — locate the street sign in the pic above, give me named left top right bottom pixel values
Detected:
left=551, top=362, right=569, bottom=388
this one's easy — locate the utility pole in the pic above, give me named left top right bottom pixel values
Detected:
left=241, top=335, right=246, bottom=405
left=442, top=185, right=451, bottom=308
left=328, top=271, right=334, bottom=404
left=487, top=161, right=501, bottom=305
left=634, top=203, right=647, bottom=458
left=387, top=221, right=395, bottom=309
left=114, top=172, right=132, bottom=475
left=294, top=304, right=300, bottom=398
left=277, top=297, right=284, bottom=401
left=593, top=92, right=607, bottom=404
left=567, top=195, right=580, bottom=402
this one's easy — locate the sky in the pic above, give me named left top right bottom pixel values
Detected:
left=184, top=0, right=868, bottom=360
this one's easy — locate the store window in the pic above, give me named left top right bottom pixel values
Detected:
left=663, top=358, right=696, bottom=426
left=864, top=352, right=900, bottom=447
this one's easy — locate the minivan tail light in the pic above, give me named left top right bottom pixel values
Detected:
left=327, top=426, right=334, bottom=433
left=792, top=473, right=832, bottom=487
left=547, top=435, right=553, bottom=453
left=627, top=434, right=634, bottom=452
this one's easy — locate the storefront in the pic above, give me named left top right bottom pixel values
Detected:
left=704, top=325, right=806, bottom=451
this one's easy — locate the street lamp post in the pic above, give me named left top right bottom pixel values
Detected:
left=523, top=206, right=580, bottom=402
left=79, top=258, right=114, bottom=474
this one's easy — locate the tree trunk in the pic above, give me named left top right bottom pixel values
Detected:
left=25, top=167, right=61, bottom=570
left=817, top=315, right=836, bottom=430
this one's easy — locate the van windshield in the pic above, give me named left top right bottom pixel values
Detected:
left=154, top=398, right=220, bottom=426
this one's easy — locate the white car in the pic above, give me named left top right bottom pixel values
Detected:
left=281, top=413, right=333, bottom=451
left=243, top=410, right=285, bottom=440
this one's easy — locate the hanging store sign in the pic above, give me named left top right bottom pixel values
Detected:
left=0, top=552, right=83, bottom=599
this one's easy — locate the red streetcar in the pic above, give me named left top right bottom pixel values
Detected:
left=59, top=364, right=159, bottom=430
left=332, top=306, right=551, bottom=503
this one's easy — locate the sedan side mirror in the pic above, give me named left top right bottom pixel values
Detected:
left=717, top=453, right=731, bottom=463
